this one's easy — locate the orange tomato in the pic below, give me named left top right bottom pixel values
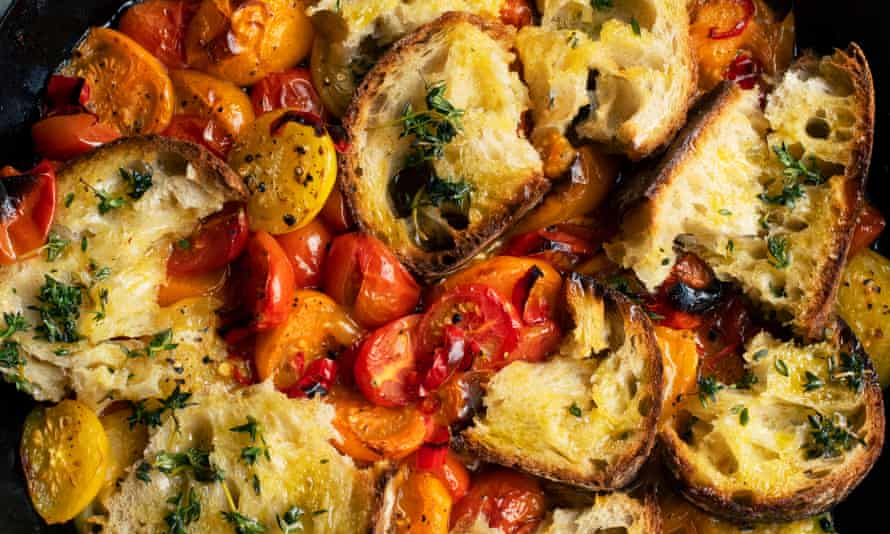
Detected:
left=654, top=326, right=699, bottom=421
left=414, top=449, right=471, bottom=501
left=249, top=68, right=326, bottom=118
left=61, top=28, right=174, bottom=135
left=254, top=289, right=360, bottom=388
left=185, top=0, right=313, bottom=86
left=168, top=69, right=256, bottom=137
left=162, top=114, right=233, bottom=158
left=31, top=113, right=121, bottom=161
left=393, top=469, right=453, bottom=534
left=119, top=0, right=197, bottom=69
left=242, top=230, right=296, bottom=331
left=850, top=203, right=886, bottom=257
left=452, top=469, right=546, bottom=534
left=157, top=266, right=228, bottom=306
left=275, top=219, right=332, bottom=289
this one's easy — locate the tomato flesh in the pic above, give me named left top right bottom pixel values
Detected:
left=162, top=114, right=233, bottom=158
left=415, top=448, right=470, bottom=501
left=0, top=161, right=56, bottom=264
left=354, top=314, right=422, bottom=408
left=324, top=232, right=421, bottom=329
left=500, top=0, right=534, bottom=28
left=503, top=225, right=600, bottom=272
left=452, top=469, right=547, bottom=534
left=119, top=0, right=196, bottom=69
left=43, top=75, right=91, bottom=117
left=242, top=230, right=296, bottom=331
left=31, top=113, right=121, bottom=161
left=275, top=219, right=332, bottom=289
left=250, top=68, right=326, bottom=118
left=168, top=203, right=249, bottom=275
left=850, top=203, right=886, bottom=257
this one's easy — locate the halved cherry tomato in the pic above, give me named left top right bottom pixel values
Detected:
left=157, top=266, right=228, bottom=306
left=0, top=161, right=56, bottom=265
left=167, top=203, right=249, bottom=275
left=43, top=75, right=91, bottom=117
left=354, top=314, right=422, bottom=408
left=119, top=0, right=197, bottom=69
left=250, top=68, right=326, bottom=117
left=500, top=321, right=562, bottom=370
left=654, top=326, right=699, bottom=421
left=452, top=469, right=547, bottom=534
left=500, top=0, right=534, bottom=28
left=320, top=186, right=354, bottom=234
left=850, top=203, right=886, bottom=257
left=324, top=232, right=421, bottom=329
left=162, top=114, right=233, bottom=158
left=394, top=468, right=453, bottom=534
left=242, top=230, right=296, bottom=331
left=414, top=448, right=471, bottom=501
left=696, top=294, right=754, bottom=385
left=418, top=284, right=522, bottom=365
left=275, top=219, right=332, bottom=289
left=329, top=386, right=427, bottom=461
left=503, top=224, right=600, bottom=272
left=31, top=114, right=121, bottom=161
left=647, top=253, right=719, bottom=330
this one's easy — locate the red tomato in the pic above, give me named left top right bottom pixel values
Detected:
left=500, top=0, right=534, bottom=28
left=275, top=219, right=332, bottom=289
left=452, top=469, right=547, bottom=534
left=503, top=225, right=599, bottom=272
left=323, top=232, right=421, bottom=329
left=243, top=231, right=296, bottom=331
left=43, top=75, right=91, bottom=116
left=418, top=284, right=522, bottom=364
left=162, top=114, right=233, bottom=158
left=696, top=294, right=755, bottom=385
left=250, top=68, right=326, bottom=118
left=31, top=113, right=121, bottom=161
left=319, top=186, right=354, bottom=234
left=0, top=161, right=56, bottom=264
left=118, top=0, right=197, bottom=69
left=287, top=356, right=338, bottom=398
left=850, top=203, right=886, bottom=257
left=167, top=203, right=249, bottom=275
left=354, top=314, right=422, bottom=408
left=499, top=321, right=562, bottom=370
left=415, top=448, right=471, bottom=501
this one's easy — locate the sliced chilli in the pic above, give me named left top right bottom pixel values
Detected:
left=708, top=0, right=755, bottom=39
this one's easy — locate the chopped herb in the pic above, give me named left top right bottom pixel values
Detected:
left=399, top=81, right=464, bottom=165
left=64, top=192, right=75, bottom=207
left=0, top=312, right=29, bottom=339
left=53, top=348, right=70, bottom=356
left=165, top=487, right=201, bottom=534
left=770, top=283, right=787, bottom=298
left=252, top=474, right=261, bottom=496
left=312, top=510, right=327, bottom=517
left=774, top=144, right=824, bottom=185
left=767, top=235, right=790, bottom=269
left=230, top=416, right=270, bottom=465
left=91, top=264, right=112, bottom=282
left=718, top=208, right=732, bottom=216
left=739, top=406, right=749, bottom=425
left=411, top=174, right=472, bottom=220
left=817, top=514, right=836, bottom=533
left=241, top=447, right=264, bottom=465
left=177, top=239, right=191, bottom=250
left=734, top=371, right=758, bottom=389
left=805, top=413, right=864, bottom=459
left=828, top=352, right=866, bottom=393
left=127, top=385, right=195, bottom=429
left=758, top=179, right=804, bottom=207
left=230, top=415, right=261, bottom=441
left=803, top=371, right=824, bottom=391
left=591, top=0, right=613, bottom=10
left=120, top=167, right=153, bottom=199
left=127, top=329, right=178, bottom=358
left=569, top=402, right=583, bottom=418
left=774, top=359, right=789, bottom=377
left=276, top=506, right=304, bottom=534
left=95, top=188, right=126, bottom=214
left=29, top=275, right=83, bottom=343
left=630, top=17, right=641, bottom=35
left=222, top=511, right=266, bottom=534
left=661, top=257, right=671, bottom=266
left=567, top=31, right=581, bottom=48
left=752, top=349, right=769, bottom=361
left=136, top=461, right=152, bottom=482
left=154, top=447, right=224, bottom=483
left=93, top=287, right=109, bottom=322
left=45, top=232, right=69, bottom=262
left=698, top=375, right=724, bottom=407
left=0, top=340, right=24, bottom=369
left=726, top=239, right=734, bottom=253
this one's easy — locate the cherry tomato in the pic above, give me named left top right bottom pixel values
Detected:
left=354, top=314, right=422, bottom=408
left=242, top=230, right=296, bottom=331
left=415, top=448, right=471, bottom=501
left=395, top=469, right=453, bottom=534
left=324, top=232, right=421, bottom=329
left=647, top=253, right=719, bottom=330
left=500, top=0, right=534, bottom=28
left=167, top=203, right=249, bottom=275
left=500, top=321, right=562, bottom=370
left=696, top=294, right=755, bottom=385
left=418, top=284, right=522, bottom=365
left=31, top=113, right=121, bottom=161
left=43, top=75, right=91, bottom=117
left=275, top=219, right=332, bottom=289
left=250, top=68, right=326, bottom=118
left=503, top=225, right=600, bottom=272
left=320, top=186, right=354, bottom=234
left=654, top=326, right=699, bottom=421
left=288, top=356, right=338, bottom=398
left=452, top=469, right=547, bottom=534
left=119, top=0, right=197, bottom=69
left=0, top=161, right=56, bottom=264
left=158, top=266, right=228, bottom=306
left=850, top=203, right=886, bottom=257
left=162, top=114, right=233, bottom=158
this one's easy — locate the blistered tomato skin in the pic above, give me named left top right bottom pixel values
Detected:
left=31, top=113, right=121, bottom=161
left=250, top=68, right=326, bottom=118
left=276, top=219, right=332, bottom=289
left=169, top=69, right=256, bottom=137
left=354, top=314, right=423, bottom=408
left=244, top=230, right=296, bottom=331
left=119, top=0, right=197, bottom=69
left=0, top=161, right=57, bottom=264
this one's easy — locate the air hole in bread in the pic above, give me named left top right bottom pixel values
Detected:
left=806, top=117, right=832, bottom=140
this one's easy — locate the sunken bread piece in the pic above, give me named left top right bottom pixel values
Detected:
left=517, top=0, right=696, bottom=159
left=660, top=332, right=885, bottom=523
left=605, top=45, right=875, bottom=337
left=459, top=274, right=663, bottom=490
left=0, top=137, right=245, bottom=405
left=341, top=13, right=546, bottom=279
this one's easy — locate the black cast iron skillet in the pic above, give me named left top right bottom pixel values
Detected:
left=1, top=1, right=887, bottom=532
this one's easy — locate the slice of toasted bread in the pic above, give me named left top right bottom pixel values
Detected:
left=660, top=331, right=885, bottom=522
left=517, top=0, right=696, bottom=159
left=341, top=13, right=547, bottom=279
left=0, top=137, right=245, bottom=404
left=79, top=383, right=381, bottom=533
left=604, top=45, right=874, bottom=338
left=458, top=274, right=663, bottom=490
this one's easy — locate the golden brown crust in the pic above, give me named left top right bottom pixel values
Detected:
left=340, top=12, right=549, bottom=281
left=458, top=276, right=664, bottom=491
left=58, top=135, right=247, bottom=199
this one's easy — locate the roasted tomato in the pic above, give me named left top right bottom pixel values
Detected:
left=118, top=0, right=198, bottom=69
left=228, top=110, right=338, bottom=234
left=354, top=314, right=422, bottom=408
left=696, top=294, right=755, bottom=385
left=250, top=68, right=326, bottom=117
left=647, top=253, right=721, bottom=330
left=158, top=266, right=229, bottom=306
left=503, top=224, right=600, bottom=272
left=414, top=448, right=471, bottom=501
left=320, top=186, right=354, bottom=234
left=309, top=34, right=359, bottom=118
left=169, top=69, right=255, bottom=137
left=162, top=114, right=233, bottom=158
left=452, top=469, right=547, bottom=534
left=242, top=230, right=296, bottom=331
left=254, top=289, right=360, bottom=388
left=500, top=0, right=534, bottom=28
left=654, top=326, right=699, bottom=421
left=42, top=75, right=92, bottom=117
left=393, top=468, right=453, bottom=534
left=850, top=203, right=886, bottom=257
left=185, top=0, right=313, bottom=86
left=61, top=28, right=174, bottom=135
left=324, top=232, right=421, bottom=329
left=0, top=161, right=56, bottom=265
left=167, top=203, right=249, bottom=275
left=275, top=219, right=332, bottom=289
left=31, top=113, right=121, bottom=161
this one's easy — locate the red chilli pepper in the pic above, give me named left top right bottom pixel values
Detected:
left=708, top=0, right=755, bottom=40
left=289, top=357, right=338, bottom=399
left=415, top=444, right=449, bottom=471
left=725, top=53, right=762, bottom=90
left=511, top=265, right=548, bottom=325
left=419, top=325, right=472, bottom=397
left=44, top=75, right=91, bottom=117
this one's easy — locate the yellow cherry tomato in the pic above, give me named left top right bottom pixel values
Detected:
left=169, top=69, right=256, bottom=137
left=228, top=109, right=338, bottom=234
left=20, top=400, right=110, bottom=524
left=393, top=468, right=453, bottom=534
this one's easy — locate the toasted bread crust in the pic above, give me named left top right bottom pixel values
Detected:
left=659, top=341, right=885, bottom=523
left=459, top=278, right=663, bottom=491
left=340, top=12, right=549, bottom=281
